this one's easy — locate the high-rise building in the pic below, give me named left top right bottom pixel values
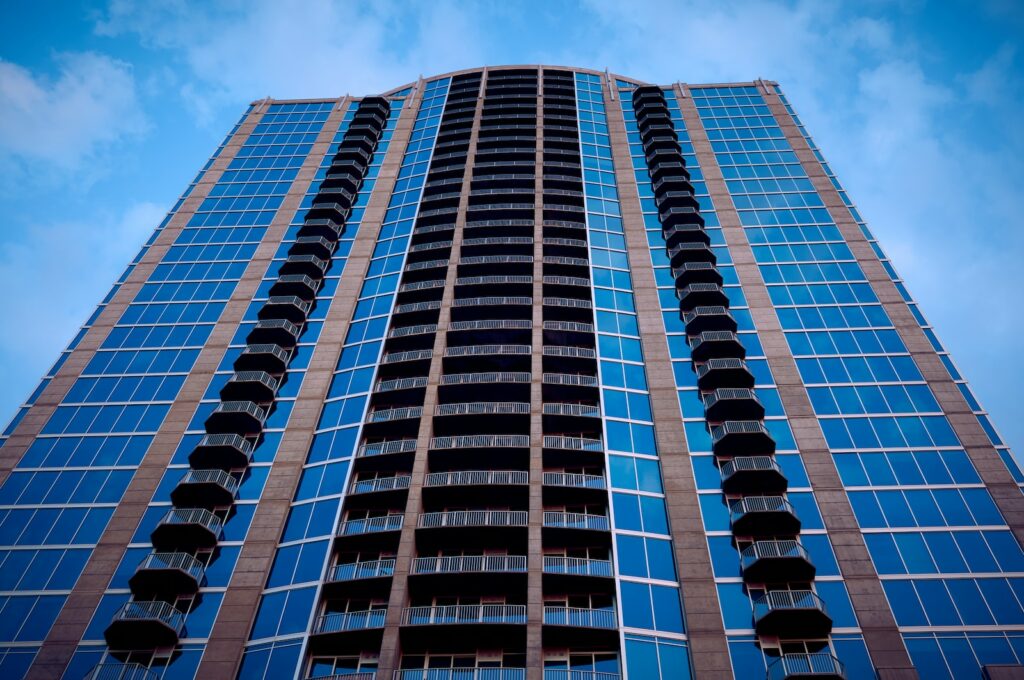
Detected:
left=0, top=65, right=1021, bottom=680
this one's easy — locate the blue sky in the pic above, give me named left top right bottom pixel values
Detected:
left=1, top=0, right=1022, bottom=454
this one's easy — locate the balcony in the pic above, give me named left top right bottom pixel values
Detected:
left=544, top=435, right=603, bottom=453
left=220, top=370, right=278, bottom=403
left=247, top=319, right=301, bottom=347
left=338, top=515, right=404, bottom=536
left=269, top=274, right=320, bottom=299
left=673, top=261, right=723, bottom=288
left=382, top=349, right=433, bottom=365
left=189, top=433, right=253, bottom=470
left=542, top=373, right=599, bottom=402
left=204, top=400, right=266, bottom=435
left=306, top=201, right=351, bottom=223
left=314, top=609, right=387, bottom=635
left=543, top=511, right=609, bottom=532
left=740, top=540, right=816, bottom=583
left=280, top=254, right=328, bottom=278
left=543, top=472, right=605, bottom=491
left=424, top=469, right=529, bottom=488
left=418, top=510, right=528, bottom=529
left=543, top=556, right=613, bottom=578
left=430, top=434, right=530, bottom=451
left=357, top=439, right=417, bottom=459
left=259, top=295, right=312, bottom=323
left=170, top=468, right=239, bottom=508
left=753, top=590, right=832, bottom=638
left=328, top=558, right=396, bottom=583
left=394, top=670, right=525, bottom=680
left=439, top=373, right=531, bottom=401
left=542, top=672, right=620, bottom=680
left=151, top=507, right=223, bottom=550
left=711, top=420, right=775, bottom=456
left=375, top=377, right=428, bottom=394
left=767, top=654, right=846, bottom=680
left=349, top=475, right=411, bottom=496
left=234, top=343, right=291, bottom=373
left=128, top=552, right=204, bottom=600
left=689, top=331, right=746, bottom=363
left=299, top=216, right=344, bottom=240
left=434, top=402, right=530, bottom=418
left=402, top=604, right=526, bottom=626
left=663, top=223, right=711, bottom=248
left=543, top=607, right=617, bottom=644
left=704, top=388, right=764, bottom=421
left=729, top=496, right=801, bottom=536
left=677, top=283, right=728, bottom=310
left=411, top=554, right=527, bottom=575
left=720, top=456, right=787, bottom=495
left=104, top=600, right=185, bottom=650
left=83, top=663, right=160, bottom=680
left=366, top=406, right=423, bottom=425
left=683, top=306, right=737, bottom=335
left=694, top=357, right=755, bottom=390
left=291, top=235, right=335, bottom=260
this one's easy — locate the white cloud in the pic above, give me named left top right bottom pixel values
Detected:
left=0, top=52, right=147, bottom=177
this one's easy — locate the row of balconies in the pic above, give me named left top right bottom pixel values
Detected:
left=632, top=85, right=835, bottom=666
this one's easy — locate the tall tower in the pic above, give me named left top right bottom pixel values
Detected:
left=1, top=67, right=1021, bottom=680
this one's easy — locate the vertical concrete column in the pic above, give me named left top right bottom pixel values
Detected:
left=677, top=83, right=917, bottom=676
left=602, top=82, right=735, bottom=678
left=24, top=105, right=269, bottom=680
left=376, top=73, right=485, bottom=678
left=760, top=83, right=1024, bottom=546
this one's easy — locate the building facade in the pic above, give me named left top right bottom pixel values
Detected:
left=0, top=65, right=1022, bottom=680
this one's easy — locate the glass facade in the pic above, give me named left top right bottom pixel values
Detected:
left=0, top=67, right=1019, bottom=680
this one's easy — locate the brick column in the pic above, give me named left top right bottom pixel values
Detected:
left=602, top=81, right=735, bottom=678
left=760, top=82, right=1024, bottom=547
left=24, top=105, right=271, bottom=680
left=677, top=83, right=917, bottom=676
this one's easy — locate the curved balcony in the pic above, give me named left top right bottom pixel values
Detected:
left=204, top=400, right=266, bottom=436
left=543, top=403, right=601, bottom=419
left=328, top=558, right=396, bottom=583
left=544, top=436, right=603, bottom=453
left=673, top=261, right=723, bottom=288
left=220, top=370, right=278, bottom=403
left=411, top=554, right=527, bottom=575
left=306, top=201, right=351, bottom=223
left=740, top=540, right=816, bottom=583
left=151, top=507, right=223, bottom=550
left=418, top=510, right=528, bottom=529
left=663, top=222, right=711, bottom=248
left=247, top=319, right=301, bottom=348
left=83, top=663, right=160, bottom=680
left=290, top=235, right=335, bottom=260
left=375, top=377, right=428, bottom=394
left=543, top=556, right=613, bottom=578
left=234, top=342, right=291, bottom=374
left=720, top=456, right=787, bottom=495
left=542, top=373, right=598, bottom=387
left=711, top=420, right=775, bottom=456
left=349, top=475, right=411, bottom=496
left=190, top=433, right=253, bottom=471
left=429, top=434, right=530, bottom=451
left=381, top=349, right=433, bottom=365
left=683, top=306, right=737, bottom=335
left=314, top=609, right=387, bottom=635
left=543, top=606, right=616, bottom=630
left=128, top=552, right=204, bottom=600
left=269, top=274, right=320, bottom=300
left=543, top=511, right=609, bottom=532
left=357, top=439, right=417, bottom=458
left=659, top=206, right=703, bottom=230
left=542, top=671, right=620, bottom=680
left=104, top=600, right=185, bottom=650
left=543, top=472, right=605, bottom=490
left=338, top=515, right=404, bottom=536
left=424, top=470, right=529, bottom=488
left=695, top=357, right=755, bottom=390
left=434, top=402, right=531, bottom=418
left=667, top=239, right=716, bottom=266
left=689, top=331, right=747, bottom=363
left=444, top=344, right=531, bottom=358
left=259, top=295, right=311, bottom=323
left=299, top=216, right=344, bottom=240
left=729, top=496, right=801, bottom=536
left=704, top=388, right=765, bottom=421
left=649, top=160, right=687, bottom=183
left=767, top=653, right=846, bottom=680
left=280, top=254, right=328, bottom=278
left=170, top=468, right=239, bottom=508
left=402, top=604, right=526, bottom=626
left=394, top=670, right=525, bottom=680
left=366, top=406, right=423, bottom=425
left=753, top=590, right=832, bottom=638
left=677, top=283, right=729, bottom=310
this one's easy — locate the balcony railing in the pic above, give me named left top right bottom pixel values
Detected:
left=83, top=664, right=159, bottom=680
left=349, top=476, right=412, bottom=495
left=108, top=599, right=185, bottom=636
left=753, top=590, right=832, bottom=636
left=720, top=455, right=786, bottom=494
left=543, top=346, right=596, bottom=359
left=543, top=556, right=613, bottom=577
left=189, top=433, right=253, bottom=470
left=543, top=512, right=609, bottom=531
left=419, top=510, right=528, bottom=528
left=329, top=558, right=396, bottom=582
left=430, top=434, right=530, bottom=449
left=543, top=321, right=593, bottom=333
left=766, top=654, right=846, bottom=680
left=543, top=606, right=616, bottom=629
left=152, top=507, right=223, bottom=547
left=412, top=554, right=527, bottom=575
left=543, top=436, right=603, bottom=452
left=441, top=373, right=531, bottom=385
left=394, top=670, right=525, bottom=680
left=543, top=403, right=601, bottom=418
left=424, top=470, right=529, bottom=487
left=543, top=373, right=598, bottom=387
left=338, top=515, right=404, bottom=536
left=315, top=609, right=387, bottom=633
left=543, top=472, right=606, bottom=490
left=131, top=551, right=204, bottom=588
left=456, top=275, right=533, bottom=286
left=444, top=344, right=531, bottom=356
left=388, top=325, right=438, bottom=339
left=402, top=604, right=527, bottom=625
left=357, top=439, right=417, bottom=457
left=382, top=349, right=434, bottom=364
left=434, top=402, right=530, bottom=416
left=375, top=377, right=429, bottom=392
left=543, top=275, right=590, bottom=287
left=366, top=407, right=423, bottom=423
left=542, top=672, right=620, bottom=680
left=449, top=320, right=532, bottom=331
left=740, top=540, right=816, bottom=582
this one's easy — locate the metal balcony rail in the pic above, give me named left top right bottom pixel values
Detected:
left=240, top=343, right=291, bottom=363
left=338, top=515, right=404, bottom=536
left=393, top=669, right=526, bottom=680
left=111, top=600, right=185, bottom=632
left=721, top=454, right=780, bottom=477
left=543, top=606, right=616, bottom=629
left=177, top=468, right=239, bottom=495
left=543, top=218, right=585, bottom=227
left=194, top=433, right=253, bottom=456
left=459, top=255, right=534, bottom=265
left=445, top=344, right=531, bottom=357
left=424, top=470, right=529, bottom=487
left=543, top=472, right=606, bottom=489
left=543, top=321, right=594, bottom=333
left=541, top=672, right=620, bottom=680
left=159, top=507, right=223, bottom=533
left=543, top=556, right=613, bottom=577
left=753, top=590, right=828, bottom=618
left=375, top=377, right=429, bottom=392
left=315, top=609, right=387, bottom=633
left=467, top=203, right=535, bottom=211
left=434, top=402, right=530, bottom=416
left=730, top=495, right=796, bottom=517
left=543, top=435, right=603, bottom=452
left=441, top=372, right=531, bottom=385
left=409, top=241, right=454, bottom=253
left=695, top=357, right=748, bottom=376
left=543, top=297, right=592, bottom=309
left=456, top=275, right=533, bottom=286
left=367, top=406, right=423, bottom=423
left=329, top=558, right=396, bottom=582
left=83, top=663, right=160, bottom=680
left=387, top=325, right=436, bottom=337
left=229, top=370, right=279, bottom=391
left=543, top=256, right=588, bottom=267
left=349, top=476, right=412, bottom=495
left=395, top=301, right=442, bottom=314
left=413, top=222, right=456, bottom=234
left=453, top=296, right=533, bottom=307
left=430, top=434, right=530, bottom=449
left=712, top=420, right=771, bottom=443
left=418, top=207, right=460, bottom=219
left=400, top=279, right=445, bottom=293
left=405, top=259, right=450, bottom=271
left=543, top=512, right=609, bottom=531
left=250, top=318, right=301, bottom=338
left=357, top=439, right=417, bottom=457
left=543, top=275, right=590, bottom=287
left=418, top=510, right=529, bottom=528
left=464, top=217, right=534, bottom=226
left=449, top=320, right=532, bottom=331
left=543, top=346, right=596, bottom=359
left=543, top=237, right=587, bottom=247
left=402, top=604, right=527, bottom=625
left=412, top=554, right=527, bottom=574
left=462, top=236, right=534, bottom=246
left=136, top=552, right=205, bottom=581
left=740, top=540, right=811, bottom=570
left=382, top=349, right=434, bottom=364
left=542, top=403, right=601, bottom=418
left=265, top=294, right=312, bottom=310
left=543, top=373, right=598, bottom=387
left=766, top=654, right=846, bottom=680
left=213, top=399, right=267, bottom=422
